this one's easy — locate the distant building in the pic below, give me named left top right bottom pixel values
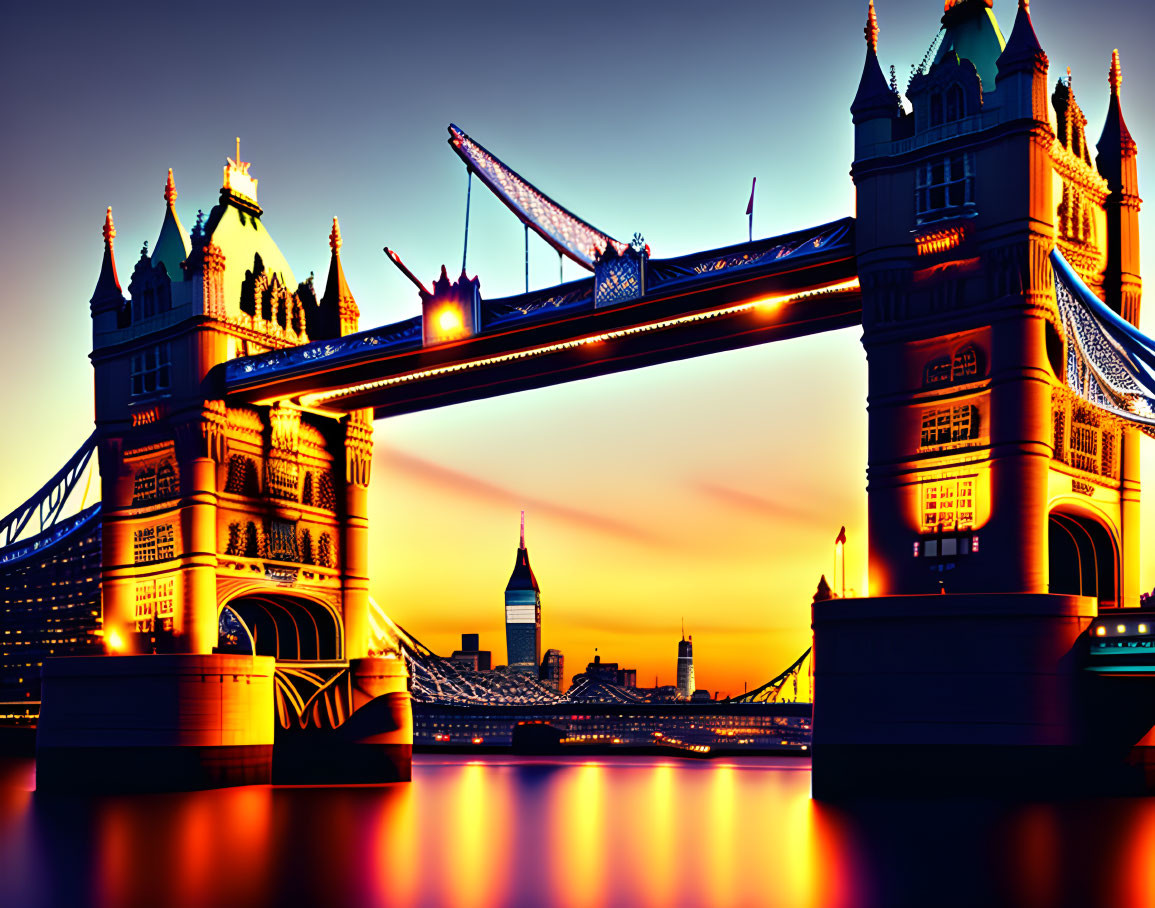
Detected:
left=575, top=653, right=636, bottom=689
left=450, top=633, right=492, bottom=671
left=540, top=648, right=564, bottom=692
left=677, top=631, right=695, bottom=700
left=505, top=512, right=541, bottom=673
left=691, top=689, right=713, bottom=702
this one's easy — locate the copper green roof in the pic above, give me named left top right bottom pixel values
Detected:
left=936, top=0, right=1006, bottom=90
left=203, top=195, right=297, bottom=312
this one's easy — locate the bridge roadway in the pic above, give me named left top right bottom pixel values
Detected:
left=222, top=218, right=860, bottom=417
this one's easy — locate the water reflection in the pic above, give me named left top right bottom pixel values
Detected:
left=5, top=756, right=1155, bottom=906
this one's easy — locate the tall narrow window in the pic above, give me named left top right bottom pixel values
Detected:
left=915, top=153, right=973, bottom=223
left=130, top=343, right=172, bottom=397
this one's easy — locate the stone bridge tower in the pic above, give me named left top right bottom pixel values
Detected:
left=813, top=0, right=1143, bottom=797
left=89, top=158, right=375, bottom=661
left=851, top=0, right=1140, bottom=608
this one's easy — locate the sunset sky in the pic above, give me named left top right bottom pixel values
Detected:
left=3, top=0, right=1154, bottom=696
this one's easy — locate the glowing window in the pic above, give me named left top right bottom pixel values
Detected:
left=924, top=357, right=951, bottom=386
left=951, top=346, right=979, bottom=382
left=922, top=477, right=976, bottom=532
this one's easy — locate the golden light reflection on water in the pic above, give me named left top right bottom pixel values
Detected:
left=11, top=756, right=1155, bottom=907
left=553, top=760, right=605, bottom=908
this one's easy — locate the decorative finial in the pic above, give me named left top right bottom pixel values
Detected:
left=520, top=510, right=526, bottom=548
left=1019, top=0, right=1028, bottom=11
left=865, top=0, right=879, bottom=54
left=1067, top=65, right=1073, bottom=88
left=329, top=216, right=342, bottom=255
left=103, top=207, right=115, bottom=246
left=192, top=209, right=205, bottom=240
left=164, top=168, right=177, bottom=207
left=140, top=240, right=149, bottom=259
left=1110, top=48, right=1122, bottom=97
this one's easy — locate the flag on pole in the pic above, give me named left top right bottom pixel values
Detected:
left=835, top=526, right=847, bottom=545
left=746, top=177, right=756, bottom=242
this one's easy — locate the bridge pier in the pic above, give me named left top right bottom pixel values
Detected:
left=808, top=593, right=1155, bottom=797
left=36, top=654, right=276, bottom=791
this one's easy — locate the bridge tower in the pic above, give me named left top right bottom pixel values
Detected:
left=853, top=0, right=1139, bottom=608
left=38, top=154, right=410, bottom=790
left=814, top=0, right=1144, bottom=795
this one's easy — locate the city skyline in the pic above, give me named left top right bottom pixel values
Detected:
left=3, top=0, right=1155, bottom=695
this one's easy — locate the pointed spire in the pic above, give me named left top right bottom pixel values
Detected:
left=865, top=0, right=878, bottom=54
left=152, top=168, right=191, bottom=279
left=320, top=216, right=359, bottom=337
left=997, top=0, right=1047, bottom=79
left=1097, top=48, right=1137, bottom=185
left=520, top=509, right=526, bottom=548
left=851, top=0, right=897, bottom=124
left=90, top=207, right=123, bottom=309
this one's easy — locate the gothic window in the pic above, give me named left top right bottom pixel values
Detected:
left=920, top=405, right=978, bottom=447
left=155, top=578, right=175, bottom=626
left=243, top=522, right=259, bottom=558
left=156, top=461, right=178, bottom=499
left=1070, top=421, right=1099, bottom=474
left=915, top=153, right=973, bottom=223
left=930, top=93, right=943, bottom=127
left=130, top=343, right=172, bottom=397
left=132, top=468, right=157, bottom=504
left=267, top=520, right=298, bottom=563
left=265, top=460, right=300, bottom=501
left=302, top=472, right=314, bottom=506
left=1053, top=408, right=1066, bottom=461
left=1102, top=430, right=1116, bottom=479
left=318, top=533, right=334, bottom=569
left=225, top=456, right=260, bottom=496
left=921, top=477, right=977, bottom=533
left=318, top=473, right=337, bottom=511
left=225, top=522, right=242, bottom=556
left=134, top=582, right=155, bottom=632
left=924, top=357, right=951, bottom=386
left=951, top=346, right=979, bottom=381
left=155, top=524, right=175, bottom=561
left=134, top=527, right=157, bottom=563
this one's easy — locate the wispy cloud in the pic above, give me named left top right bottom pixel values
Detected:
left=693, top=481, right=821, bottom=526
left=382, top=449, right=670, bottom=547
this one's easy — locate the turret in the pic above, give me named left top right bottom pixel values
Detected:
left=318, top=217, right=360, bottom=338
left=1097, top=49, right=1141, bottom=325
left=851, top=0, right=899, bottom=156
left=995, top=0, right=1049, bottom=122
left=90, top=207, right=124, bottom=339
left=151, top=169, right=191, bottom=281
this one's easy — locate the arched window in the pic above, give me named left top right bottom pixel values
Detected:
left=930, top=92, right=943, bottom=127
left=951, top=345, right=979, bottom=381
left=156, top=460, right=178, bottom=499
left=924, top=357, right=951, bottom=386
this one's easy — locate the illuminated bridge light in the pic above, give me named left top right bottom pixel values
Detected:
left=1118, top=625, right=1127, bottom=634
left=301, top=278, right=861, bottom=408
left=437, top=307, right=463, bottom=333
left=1141, top=624, right=1148, bottom=634
left=1096, top=626, right=1107, bottom=637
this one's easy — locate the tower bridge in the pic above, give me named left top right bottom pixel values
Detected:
left=6, top=0, right=1155, bottom=793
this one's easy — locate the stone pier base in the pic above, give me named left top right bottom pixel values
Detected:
left=808, top=593, right=1142, bottom=798
left=36, top=654, right=275, bottom=792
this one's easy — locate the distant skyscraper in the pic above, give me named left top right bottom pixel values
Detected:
left=505, top=511, right=541, bottom=673
left=677, top=626, right=695, bottom=699
left=540, top=648, right=564, bottom=692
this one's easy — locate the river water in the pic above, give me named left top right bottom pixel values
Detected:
left=2, top=754, right=1154, bottom=908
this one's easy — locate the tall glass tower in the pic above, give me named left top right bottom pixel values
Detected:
left=505, top=512, right=541, bottom=672
left=677, top=627, right=695, bottom=699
